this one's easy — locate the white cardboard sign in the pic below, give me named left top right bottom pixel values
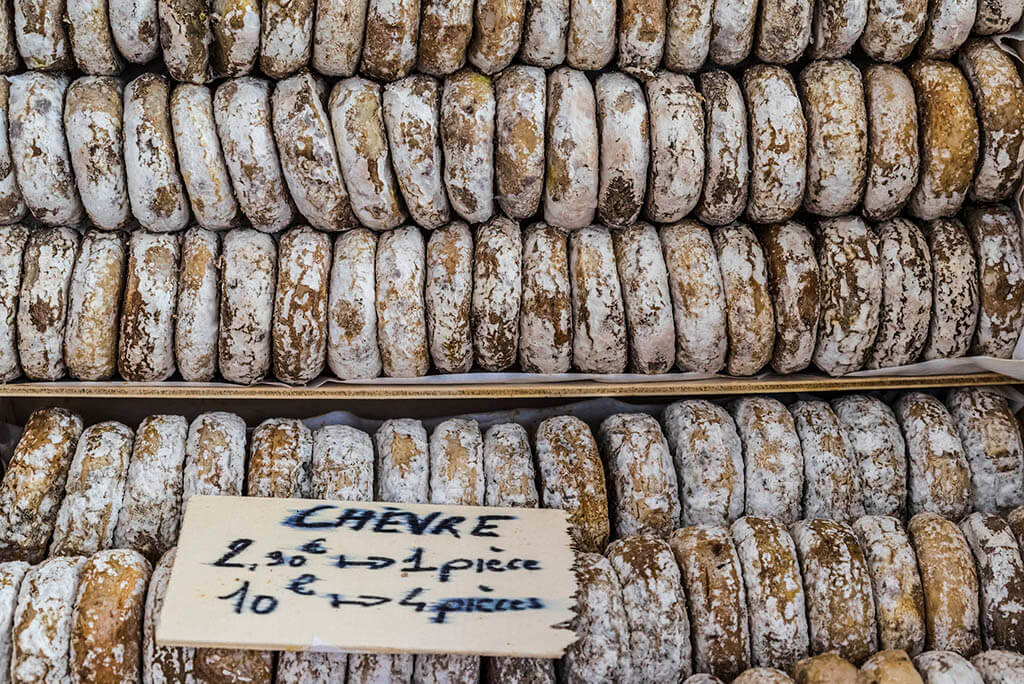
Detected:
left=157, top=496, right=578, bottom=658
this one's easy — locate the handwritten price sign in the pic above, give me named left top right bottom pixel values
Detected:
left=157, top=496, right=578, bottom=658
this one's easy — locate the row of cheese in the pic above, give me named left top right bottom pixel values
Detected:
left=0, top=42, right=1021, bottom=236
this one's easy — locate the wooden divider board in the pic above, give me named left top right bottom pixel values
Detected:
left=158, top=496, right=578, bottom=658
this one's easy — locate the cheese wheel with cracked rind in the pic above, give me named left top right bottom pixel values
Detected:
left=569, top=225, right=627, bottom=373
left=914, top=651, right=983, bottom=683
left=732, top=516, right=809, bottom=671
left=109, top=0, right=158, bottom=63
left=863, top=65, right=919, bottom=222
left=473, top=215, right=521, bottom=371
left=607, top=534, right=692, bottom=681
left=0, top=408, right=82, bottom=563
left=791, top=519, right=878, bottom=664
left=960, top=513, right=1024, bottom=651
left=382, top=76, right=450, bottom=230
left=663, top=399, right=744, bottom=526
left=0, top=80, right=25, bottom=225
left=867, top=219, right=933, bottom=369
left=67, top=0, right=124, bottom=74
left=260, top=0, right=313, bottom=77
left=599, top=412, right=681, bottom=538
left=612, top=222, right=673, bottom=373
left=359, top=0, right=418, bottom=80
left=273, top=73, right=355, bottom=233
left=660, top=220, right=727, bottom=372
left=743, top=65, right=806, bottom=224
left=170, top=84, right=239, bottom=230
left=0, top=561, right=30, bottom=684
left=559, top=552, right=631, bottom=684
left=812, top=0, right=867, bottom=57
left=618, top=0, right=663, bottom=78
left=113, top=414, right=187, bottom=561
left=441, top=69, right=495, bottom=225
left=696, top=71, right=748, bottom=226
left=665, top=0, right=711, bottom=73
left=182, top=411, right=245, bottom=503
left=791, top=400, right=864, bottom=522
left=328, top=229, right=381, bottom=380
left=713, top=223, right=775, bottom=376
left=8, top=73, right=83, bottom=226
left=853, top=515, right=926, bottom=656
left=328, top=77, right=405, bottom=231
left=312, top=0, right=366, bottom=76
left=755, top=0, right=811, bottom=64
left=918, top=0, right=975, bottom=58
left=519, top=0, right=567, bottom=66
left=174, top=227, right=219, bottom=382
left=897, top=392, right=972, bottom=519
left=218, top=229, right=276, bottom=385
left=17, top=227, right=78, bottom=381
left=862, top=650, right=923, bottom=684
left=960, top=39, right=1024, bottom=202
left=247, top=418, right=312, bottom=498
left=69, top=549, right=149, bottom=683
left=64, top=76, right=131, bottom=231
left=833, top=396, right=907, bottom=517
left=64, top=230, right=126, bottom=382
left=801, top=59, right=867, bottom=217
left=595, top=72, right=648, bottom=229
left=965, top=205, right=1024, bottom=358
left=910, top=512, right=982, bottom=656
left=566, top=0, right=614, bottom=70
left=119, top=231, right=179, bottom=382
left=671, top=524, right=750, bottom=679
left=709, top=0, right=756, bottom=65
left=0, top=223, right=26, bottom=381
left=215, top=78, right=295, bottom=233
left=374, top=418, right=428, bottom=504
left=519, top=222, right=571, bottom=374
left=922, top=219, right=978, bottom=360
left=312, top=424, right=372, bottom=501
left=645, top=71, right=703, bottom=223
left=124, top=74, right=190, bottom=233
left=860, top=0, right=926, bottom=61
left=144, top=549, right=194, bottom=683
left=416, top=0, right=471, bottom=75
left=535, top=415, right=609, bottom=553
left=908, top=60, right=979, bottom=220
left=273, top=226, right=330, bottom=385
left=794, top=653, right=866, bottom=683
left=210, top=0, right=258, bottom=77
left=973, top=0, right=1023, bottom=33
left=425, top=222, right=472, bottom=374
left=468, top=0, right=522, bottom=73
left=10, top=556, right=85, bottom=683
left=813, top=216, right=882, bottom=376
left=50, top=421, right=133, bottom=556
left=761, top=221, right=818, bottom=374
left=544, top=68, right=598, bottom=231
left=376, top=226, right=428, bottom=378
left=731, top=396, right=802, bottom=523
left=948, top=388, right=1024, bottom=514
left=0, top=5, right=18, bottom=73
left=159, top=0, right=210, bottom=83
left=494, top=65, right=545, bottom=220
left=971, top=650, right=1024, bottom=683
left=483, top=423, right=537, bottom=508
left=13, top=0, right=71, bottom=69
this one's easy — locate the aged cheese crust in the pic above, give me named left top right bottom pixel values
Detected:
left=218, top=229, right=276, bottom=385
left=897, top=392, right=972, bottom=519
left=67, top=0, right=123, bottom=74
left=441, top=69, right=495, bottom=224
left=374, top=418, right=428, bottom=504
left=10, top=556, right=85, bottom=683
left=312, top=0, right=366, bottom=76
left=174, top=227, right=220, bottom=382
left=617, top=0, right=663, bottom=77
left=860, top=0, right=926, bottom=62
left=519, top=222, right=572, bottom=373
left=791, top=519, right=878, bottom=664
left=64, top=76, right=131, bottom=231
left=974, top=0, right=1023, bottom=33
left=0, top=224, right=27, bottom=381
left=811, top=0, right=867, bottom=57
left=183, top=411, right=246, bottom=501
left=247, top=418, right=312, bottom=498
left=863, top=65, right=919, bottom=221
left=312, top=424, right=373, bottom=501
left=0, top=80, right=26, bottom=225
left=743, top=65, right=807, bottom=223
left=482, top=422, right=538, bottom=508
left=569, top=225, right=627, bottom=373
left=159, top=0, right=210, bottom=82
left=375, top=226, right=429, bottom=378
left=108, top=0, right=158, bottom=63
left=544, top=68, right=598, bottom=231
left=966, top=205, right=1024, bottom=358
left=13, top=0, right=71, bottom=68
left=812, top=216, right=882, bottom=376
left=915, top=651, right=984, bottom=683
left=696, top=70, right=748, bottom=226
left=64, top=230, right=126, bottom=381
left=909, top=512, right=982, bottom=656
left=712, top=224, right=775, bottom=376
left=755, top=0, right=811, bottom=63
left=144, top=549, right=195, bottom=683
left=918, top=0, right=975, bottom=58
left=119, top=231, right=179, bottom=382
left=495, top=66, right=545, bottom=220
left=560, top=552, right=631, bottom=683
left=612, top=222, right=673, bottom=373
left=359, top=0, right=418, bottom=81
left=417, top=0, right=471, bottom=75
left=566, top=0, right=614, bottom=70
left=595, top=72, right=648, bottom=228
left=922, top=218, right=978, bottom=360
left=731, top=396, right=803, bottom=523
left=665, top=0, right=711, bottom=72
left=853, top=516, right=926, bottom=656
left=535, top=415, right=609, bottom=553
left=645, top=71, right=703, bottom=223
left=468, top=0, right=523, bottom=73
left=382, top=76, right=450, bottom=229
left=328, top=229, right=381, bottom=380
left=273, top=226, right=330, bottom=385
left=833, top=395, right=907, bottom=517
left=472, top=216, right=521, bottom=371
left=519, top=0, right=567, bottom=66
left=664, top=399, right=744, bottom=525
left=761, top=221, right=818, bottom=374
left=599, top=412, right=680, bottom=537
left=792, top=653, right=865, bottom=683
left=0, top=407, right=82, bottom=563
left=948, top=388, right=1024, bottom=514
left=709, top=0, right=756, bottom=65
left=260, top=0, right=313, bottom=77
left=210, top=0, right=258, bottom=76
left=960, top=513, right=1024, bottom=651
left=0, top=561, right=30, bottom=684
left=17, top=227, right=78, bottom=381
left=792, top=400, right=864, bottom=521
left=972, top=650, right=1024, bottom=682
left=425, top=222, right=472, bottom=374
